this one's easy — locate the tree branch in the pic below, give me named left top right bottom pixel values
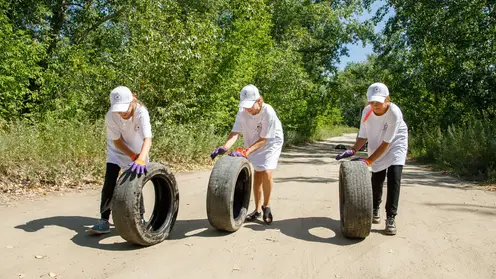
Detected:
left=74, top=7, right=125, bottom=44
left=46, top=0, right=68, bottom=58
left=64, top=2, right=84, bottom=8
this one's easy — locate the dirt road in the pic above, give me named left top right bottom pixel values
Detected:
left=1, top=133, right=496, bottom=279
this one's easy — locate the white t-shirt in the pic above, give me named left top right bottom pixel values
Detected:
left=232, top=103, right=284, bottom=170
left=358, top=103, right=408, bottom=172
left=105, top=105, right=153, bottom=168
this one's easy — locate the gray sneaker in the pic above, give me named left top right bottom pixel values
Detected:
left=373, top=209, right=381, bottom=224
left=87, top=219, right=110, bottom=235
left=384, top=217, right=397, bottom=235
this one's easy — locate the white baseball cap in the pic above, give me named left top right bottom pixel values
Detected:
left=109, top=86, right=133, bottom=112
left=238, top=84, right=260, bottom=108
left=367, top=82, right=389, bottom=103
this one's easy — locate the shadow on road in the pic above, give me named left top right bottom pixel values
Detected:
left=14, top=216, right=236, bottom=250
left=274, top=176, right=338, bottom=184
left=14, top=216, right=147, bottom=251
left=244, top=217, right=364, bottom=246
left=424, top=202, right=496, bottom=216
left=169, top=219, right=232, bottom=239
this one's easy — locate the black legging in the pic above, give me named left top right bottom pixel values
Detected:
left=371, top=165, right=403, bottom=218
left=100, top=163, right=145, bottom=220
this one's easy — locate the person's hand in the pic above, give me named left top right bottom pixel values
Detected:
left=335, top=149, right=355, bottom=160
left=351, top=157, right=372, bottom=165
left=228, top=148, right=249, bottom=158
left=210, top=146, right=227, bottom=160
left=129, top=159, right=147, bottom=174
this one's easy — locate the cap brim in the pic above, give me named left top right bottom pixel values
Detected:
left=111, top=103, right=131, bottom=112
left=369, top=96, right=386, bottom=103
left=238, top=100, right=256, bottom=108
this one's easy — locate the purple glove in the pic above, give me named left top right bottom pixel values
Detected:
left=335, top=149, right=355, bottom=160
left=228, top=151, right=245, bottom=157
left=129, top=159, right=147, bottom=174
left=210, top=146, right=227, bottom=160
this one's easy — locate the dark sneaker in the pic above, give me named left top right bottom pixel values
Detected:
left=373, top=209, right=381, bottom=224
left=245, top=210, right=261, bottom=222
left=87, top=219, right=110, bottom=235
left=384, top=217, right=397, bottom=235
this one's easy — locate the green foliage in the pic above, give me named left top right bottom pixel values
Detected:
left=409, top=120, right=496, bottom=182
left=0, top=5, right=44, bottom=120
left=375, top=0, right=496, bottom=132
left=1, top=0, right=371, bottom=133
left=331, top=55, right=392, bottom=127
left=0, top=0, right=376, bottom=189
left=328, top=0, right=496, bottom=184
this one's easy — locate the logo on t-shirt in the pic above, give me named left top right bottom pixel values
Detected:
left=134, top=124, right=140, bottom=132
left=383, top=123, right=388, bottom=130
left=255, top=123, right=262, bottom=134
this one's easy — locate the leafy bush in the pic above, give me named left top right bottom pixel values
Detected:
left=409, top=120, right=496, bottom=182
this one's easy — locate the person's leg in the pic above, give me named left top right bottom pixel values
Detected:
left=384, top=165, right=403, bottom=235
left=254, top=171, right=264, bottom=212
left=100, top=163, right=121, bottom=220
left=261, top=170, right=274, bottom=224
left=88, top=163, right=120, bottom=234
left=246, top=170, right=263, bottom=221
left=371, top=169, right=387, bottom=224
left=262, top=170, right=273, bottom=208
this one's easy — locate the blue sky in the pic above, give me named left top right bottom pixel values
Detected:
left=336, top=1, right=394, bottom=70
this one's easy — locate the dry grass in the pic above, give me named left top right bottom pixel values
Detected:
left=0, top=119, right=356, bottom=200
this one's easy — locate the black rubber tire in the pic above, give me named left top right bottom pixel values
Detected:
left=339, top=161, right=373, bottom=239
left=111, top=162, right=179, bottom=246
left=206, top=156, right=253, bottom=232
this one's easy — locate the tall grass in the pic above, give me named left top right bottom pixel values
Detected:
left=0, top=119, right=229, bottom=192
left=0, top=118, right=356, bottom=192
left=0, top=119, right=107, bottom=191
left=409, top=119, right=496, bottom=183
left=148, top=121, right=242, bottom=170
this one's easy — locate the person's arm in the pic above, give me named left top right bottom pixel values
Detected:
left=223, top=132, right=240, bottom=150
left=113, top=136, right=139, bottom=159
left=352, top=137, right=368, bottom=153
left=366, top=105, right=402, bottom=163
left=106, top=113, right=139, bottom=160
left=367, top=141, right=390, bottom=163
left=246, top=137, right=267, bottom=156
left=352, top=106, right=370, bottom=153
left=137, top=137, right=152, bottom=161
left=133, top=107, right=153, bottom=162
left=244, top=105, right=277, bottom=155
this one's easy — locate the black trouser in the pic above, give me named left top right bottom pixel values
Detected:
left=100, top=163, right=145, bottom=220
left=371, top=165, right=403, bottom=218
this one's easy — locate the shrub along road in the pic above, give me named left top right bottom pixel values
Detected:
left=1, top=133, right=495, bottom=279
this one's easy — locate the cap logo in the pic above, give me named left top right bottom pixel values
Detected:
left=113, top=94, right=121, bottom=101
left=374, top=86, right=380, bottom=93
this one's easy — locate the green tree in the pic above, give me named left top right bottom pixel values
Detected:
left=0, top=1, right=44, bottom=120
left=374, top=0, right=496, bottom=131
left=332, top=55, right=392, bottom=128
